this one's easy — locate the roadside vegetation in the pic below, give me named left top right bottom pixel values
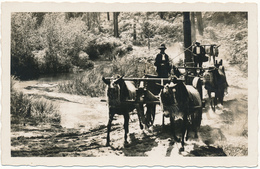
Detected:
left=58, top=55, right=157, bottom=97
left=11, top=76, right=60, bottom=125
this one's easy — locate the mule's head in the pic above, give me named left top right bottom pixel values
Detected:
left=158, top=79, right=180, bottom=117
left=213, top=44, right=220, bottom=56
left=102, top=75, right=124, bottom=108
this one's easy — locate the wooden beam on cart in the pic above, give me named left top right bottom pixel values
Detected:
left=104, top=77, right=173, bottom=81
left=177, top=66, right=211, bottom=70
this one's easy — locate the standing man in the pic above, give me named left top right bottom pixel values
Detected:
left=193, top=42, right=205, bottom=74
left=154, top=44, right=171, bottom=78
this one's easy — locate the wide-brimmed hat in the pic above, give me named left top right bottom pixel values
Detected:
left=159, top=44, right=167, bottom=49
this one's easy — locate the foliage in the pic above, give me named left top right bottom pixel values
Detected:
left=203, top=12, right=248, bottom=72
left=83, top=34, right=133, bottom=60
left=39, top=13, right=90, bottom=73
left=11, top=13, right=40, bottom=80
left=204, top=12, right=247, bottom=26
left=58, top=56, right=156, bottom=97
left=11, top=11, right=248, bottom=80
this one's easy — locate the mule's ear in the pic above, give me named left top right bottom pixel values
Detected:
left=156, top=83, right=164, bottom=89
left=114, top=75, right=124, bottom=84
left=169, top=82, right=177, bottom=89
left=102, top=77, right=110, bottom=85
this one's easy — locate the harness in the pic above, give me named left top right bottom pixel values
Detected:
left=107, top=83, right=121, bottom=108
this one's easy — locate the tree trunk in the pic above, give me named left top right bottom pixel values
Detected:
left=159, top=12, right=165, bottom=19
left=133, top=23, right=136, bottom=40
left=196, top=12, right=204, bottom=36
left=113, top=12, right=119, bottom=37
left=148, top=36, right=150, bottom=50
left=87, top=13, right=91, bottom=30
left=183, top=12, right=192, bottom=63
left=107, top=12, right=110, bottom=21
left=183, top=12, right=195, bottom=76
left=191, top=12, right=196, bottom=43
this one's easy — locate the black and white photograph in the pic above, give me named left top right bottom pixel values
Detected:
left=1, top=2, right=258, bottom=167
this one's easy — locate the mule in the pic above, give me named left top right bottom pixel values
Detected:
left=137, top=66, right=182, bottom=128
left=102, top=75, right=143, bottom=146
left=204, top=60, right=228, bottom=111
left=159, top=77, right=202, bottom=151
left=205, top=44, right=220, bottom=66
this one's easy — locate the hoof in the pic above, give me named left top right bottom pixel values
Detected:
left=140, top=124, right=143, bottom=130
left=185, top=136, right=189, bottom=141
left=174, top=136, right=181, bottom=142
left=106, top=142, right=110, bottom=147
left=179, top=147, right=185, bottom=152
left=124, top=140, right=129, bottom=145
left=194, top=133, right=199, bottom=139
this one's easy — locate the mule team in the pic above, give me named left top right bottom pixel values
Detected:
left=102, top=43, right=228, bottom=151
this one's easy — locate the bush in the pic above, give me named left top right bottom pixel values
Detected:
left=84, top=34, right=133, bottom=60
left=39, top=13, right=90, bottom=73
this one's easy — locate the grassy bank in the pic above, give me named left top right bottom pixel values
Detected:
left=11, top=77, right=60, bottom=125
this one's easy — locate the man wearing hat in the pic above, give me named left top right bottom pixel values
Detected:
left=154, top=44, right=171, bottom=78
left=193, top=42, right=205, bottom=74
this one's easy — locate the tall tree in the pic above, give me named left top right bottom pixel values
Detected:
left=113, top=12, right=119, bottom=37
left=158, top=12, right=165, bottom=19
left=196, top=12, right=204, bottom=36
left=107, top=12, right=110, bottom=21
left=133, top=23, right=136, bottom=41
left=142, top=21, right=155, bottom=50
left=183, top=12, right=192, bottom=64
left=190, top=12, right=196, bottom=42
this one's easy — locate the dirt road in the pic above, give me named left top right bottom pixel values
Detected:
left=11, top=62, right=248, bottom=157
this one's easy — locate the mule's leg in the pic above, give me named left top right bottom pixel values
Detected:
left=146, top=104, right=156, bottom=127
left=214, top=92, right=218, bottom=109
left=106, top=112, right=115, bottom=146
left=162, top=114, right=165, bottom=130
left=194, top=109, right=202, bottom=139
left=220, top=89, right=225, bottom=105
left=136, top=104, right=144, bottom=130
left=150, top=104, right=156, bottom=126
left=170, top=115, right=179, bottom=142
left=207, top=90, right=213, bottom=110
left=138, top=115, right=143, bottom=130
left=181, top=114, right=188, bottom=151
left=123, top=113, right=130, bottom=144
left=185, top=114, right=192, bottom=141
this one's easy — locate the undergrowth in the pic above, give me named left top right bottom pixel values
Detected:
left=58, top=56, right=157, bottom=97
left=11, top=76, right=60, bottom=125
